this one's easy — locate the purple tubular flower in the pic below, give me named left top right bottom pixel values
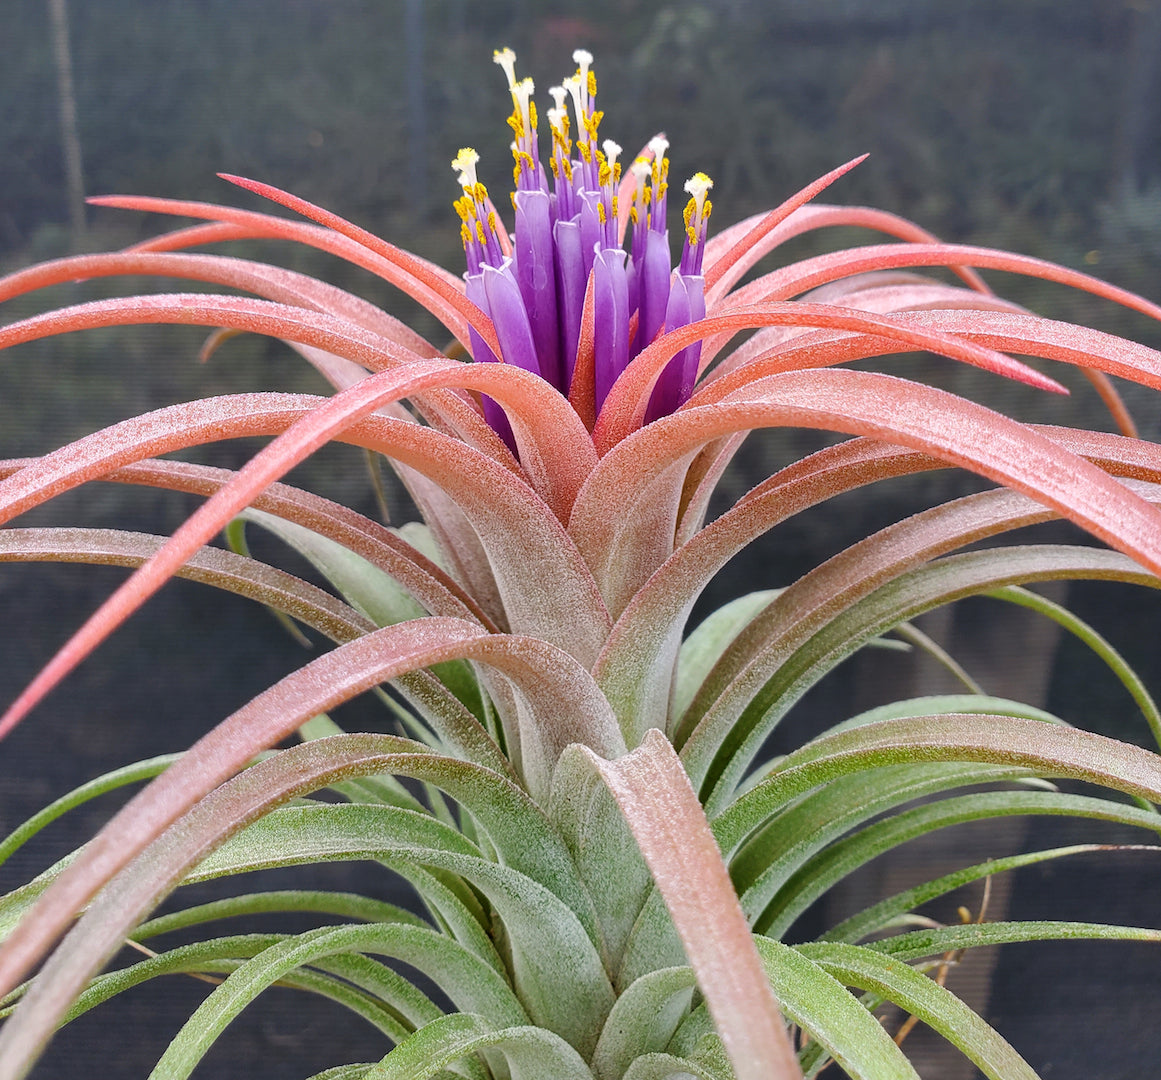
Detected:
left=464, top=270, right=516, bottom=449
left=636, top=228, right=672, bottom=356
left=513, top=188, right=562, bottom=391
left=553, top=216, right=586, bottom=392
left=578, top=189, right=603, bottom=282
left=482, top=260, right=540, bottom=379
left=592, top=246, right=630, bottom=413
left=645, top=271, right=706, bottom=422
left=454, top=50, right=713, bottom=437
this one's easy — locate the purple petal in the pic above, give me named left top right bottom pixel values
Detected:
left=553, top=217, right=586, bottom=391
left=636, top=228, right=672, bottom=358
left=482, top=260, right=540, bottom=379
left=464, top=270, right=516, bottom=449
left=646, top=272, right=705, bottom=422
left=514, top=189, right=563, bottom=392
left=592, top=247, right=630, bottom=413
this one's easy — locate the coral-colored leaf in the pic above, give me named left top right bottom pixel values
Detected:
left=586, top=731, right=802, bottom=1080
left=592, top=302, right=1065, bottom=453
left=0, top=375, right=610, bottom=738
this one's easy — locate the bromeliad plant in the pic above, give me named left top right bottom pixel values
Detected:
left=5, top=44, right=1161, bottom=1080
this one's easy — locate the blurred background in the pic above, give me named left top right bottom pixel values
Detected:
left=3, top=1, right=1161, bottom=1076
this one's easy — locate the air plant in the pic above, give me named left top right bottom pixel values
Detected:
left=3, top=44, right=1161, bottom=1080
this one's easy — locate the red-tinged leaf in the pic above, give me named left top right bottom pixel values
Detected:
left=577, top=369, right=1161, bottom=607
left=704, top=203, right=991, bottom=306
left=692, top=308, right=1161, bottom=409
left=0, top=293, right=500, bottom=455
left=0, top=610, right=623, bottom=1010
left=124, top=220, right=263, bottom=252
left=725, top=241, right=1161, bottom=324
left=0, top=249, right=446, bottom=362
left=567, top=267, right=599, bottom=430
left=0, top=377, right=610, bottom=738
left=0, top=526, right=376, bottom=643
left=687, top=544, right=1161, bottom=810
left=701, top=155, right=868, bottom=294
left=594, top=444, right=976, bottom=742
left=0, top=456, right=494, bottom=627
left=87, top=192, right=480, bottom=350
left=584, top=731, right=802, bottom=1080
left=218, top=174, right=506, bottom=361
left=701, top=278, right=1025, bottom=379
left=1, top=297, right=597, bottom=520
left=591, top=303, right=1064, bottom=453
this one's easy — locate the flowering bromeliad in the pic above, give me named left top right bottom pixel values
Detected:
left=6, top=45, right=1161, bottom=1080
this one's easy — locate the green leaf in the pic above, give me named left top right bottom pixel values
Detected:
left=797, top=941, right=1039, bottom=1080
left=823, top=844, right=1160, bottom=944
left=989, top=584, right=1161, bottom=750
left=753, top=787, right=1161, bottom=937
left=132, top=889, right=428, bottom=942
left=669, top=938, right=922, bottom=1080
left=549, top=745, right=653, bottom=966
left=591, top=966, right=697, bottom=1080
left=192, top=804, right=614, bottom=1059
left=621, top=1049, right=732, bottom=1080
left=671, top=590, right=781, bottom=736
left=728, top=761, right=1038, bottom=911
left=363, top=1012, right=594, bottom=1080
left=388, top=862, right=505, bottom=975
left=147, top=924, right=523, bottom=1080
left=869, top=920, right=1161, bottom=962
left=0, top=755, right=176, bottom=869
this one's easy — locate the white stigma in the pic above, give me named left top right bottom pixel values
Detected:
left=493, top=47, right=518, bottom=90
left=548, top=85, right=568, bottom=112
left=572, top=48, right=594, bottom=76
left=512, top=76, right=535, bottom=123
left=684, top=171, right=714, bottom=211
left=647, top=135, right=670, bottom=162
left=451, top=147, right=481, bottom=192
left=602, top=140, right=622, bottom=170
left=562, top=74, right=587, bottom=134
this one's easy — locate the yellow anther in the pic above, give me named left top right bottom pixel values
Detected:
left=597, top=202, right=607, bottom=224
left=475, top=220, right=487, bottom=245
left=587, top=70, right=597, bottom=97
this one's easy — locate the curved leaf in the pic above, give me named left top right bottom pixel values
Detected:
left=362, top=1012, right=594, bottom=1080
left=824, top=844, right=1161, bottom=945
left=585, top=731, right=802, bottom=1080
left=796, top=941, right=1039, bottom=1080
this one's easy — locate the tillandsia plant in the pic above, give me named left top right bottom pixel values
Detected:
left=6, top=43, right=1161, bottom=1080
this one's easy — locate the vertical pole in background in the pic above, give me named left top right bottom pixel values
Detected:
left=48, top=0, right=87, bottom=245
left=405, top=0, right=427, bottom=220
